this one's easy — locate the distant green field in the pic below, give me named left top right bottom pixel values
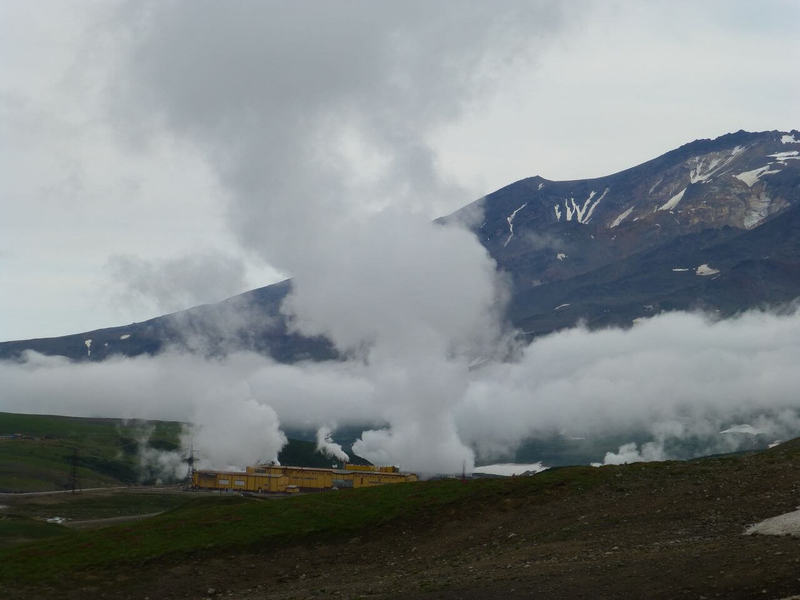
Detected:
left=0, top=412, right=183, bottom=492
left=0, top=412, right=365, bottom=493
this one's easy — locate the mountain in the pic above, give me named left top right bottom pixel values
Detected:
left=2, top=129, right=799, bottom=362
left=445, top=128, right=800, bottom=336
left=0, top=280, right=336, bottom=363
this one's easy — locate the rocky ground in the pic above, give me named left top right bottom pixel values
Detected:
left=10, top=442, right=800, bottom=600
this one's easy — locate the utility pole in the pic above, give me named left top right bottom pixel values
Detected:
left=185, top=440, right=196, bottom=486
left=69, top=447, right=81, bottom=494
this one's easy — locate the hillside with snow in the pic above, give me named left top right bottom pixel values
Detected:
left=2, top=129, right=800, bottom=361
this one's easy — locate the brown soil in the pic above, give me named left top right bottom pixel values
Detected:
left=13, top=444, right=800, bottom=599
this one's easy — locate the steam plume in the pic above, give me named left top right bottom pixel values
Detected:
left=316, top=426, right=349, bottom=464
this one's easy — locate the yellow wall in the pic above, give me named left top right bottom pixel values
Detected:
left=197, top=464, right=415, bottom=492
left=193, top=470, right=288, bottom=492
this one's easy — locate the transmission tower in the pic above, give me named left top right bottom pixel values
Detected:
left=184, top=439, right=196, bottom=486
left=69, top=447, right=81, bottom=494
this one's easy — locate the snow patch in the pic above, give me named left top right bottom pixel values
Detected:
left=554, top=303, right=570, bottom=311
left=84, top=339, right=92, bottom=358
left=555, top=188, right=607, bottom=225
left=120, top=334, right=131, bottom=340
left=767, top=150, right=800, bottom=160
left=473, top=462, right=547, bottom=476
left=735, top=165, right=782, bottom=187
left=745, top=507, right=800, bottom=537
left=743, top=193, right=772, bottom=229
left=503, top=203, right=527, bottom=247
left=781, top=134, right=799, bottom=144
left=687, top=146, right=745, bottom=186
left=537, top=182, right=545, bottom=190
left=720, top=424, right=763, bottom=435
left=696, top=264, right=719, bottom=276
left=585, top=187, right=608, bottom=223
left=658, top=188, right=686, bottom=211
left=689, top=157, right=721, bottom=184
left=609, top=206, right=634, bottom=228
left=556, top=252, right=566, bottom=261
left=648, top=177, right=663, bottom=195
left=672, top=268, right=689, bottom=272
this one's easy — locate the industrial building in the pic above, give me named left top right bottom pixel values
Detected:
left=191, top=463, right=417, bottom=493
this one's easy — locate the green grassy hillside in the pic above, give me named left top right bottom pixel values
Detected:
left=0, top=412, right=182, bottom=491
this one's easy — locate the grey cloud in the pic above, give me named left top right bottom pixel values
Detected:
left=111, top=0, right=566, bottom=266
left=3, top=309, right=800, bottom=474
left=101, top=1, right=568, bottom=472
left=105, top=251, right=249, bottom=314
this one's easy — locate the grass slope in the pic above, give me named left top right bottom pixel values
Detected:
left=0, top=412, right=182, bottom=492
left=0, top=516, right=69, bottom=549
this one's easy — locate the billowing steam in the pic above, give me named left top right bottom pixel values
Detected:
left=316, top=426, right=349, bottom=464
left=95, top=1, right=541, bottom=474
left=4, top=309, right=800, bottom=473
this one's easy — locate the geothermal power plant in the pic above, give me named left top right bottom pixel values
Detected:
left=192, top=463, right=418, bottom=494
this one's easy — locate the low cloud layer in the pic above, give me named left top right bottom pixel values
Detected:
left=3, top=309, right=800, bottom=473
left=457, top=310, right=800, bottom=463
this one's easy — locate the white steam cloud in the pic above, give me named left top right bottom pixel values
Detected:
left=456, top=310, right=800, bottom=464
left=97, top=1, right=549, bottom=474
left=3, top=310, right=800, bottom=472
left=316, top=426, right=349, bottom=464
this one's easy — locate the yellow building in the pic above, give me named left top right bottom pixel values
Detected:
left=192, top=470, right=288, bottom=493
left=193, top=463, right=417, bottom=493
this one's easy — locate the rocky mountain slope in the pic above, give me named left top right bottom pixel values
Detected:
left=445, top=128, right=800, bottom=335
left=2, top=129, right=799, bottom=362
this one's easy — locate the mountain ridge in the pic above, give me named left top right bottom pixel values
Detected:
left=2, top=129, right=799, bottom=362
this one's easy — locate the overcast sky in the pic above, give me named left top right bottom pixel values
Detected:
left=1, top=0, right=798, bottom=340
